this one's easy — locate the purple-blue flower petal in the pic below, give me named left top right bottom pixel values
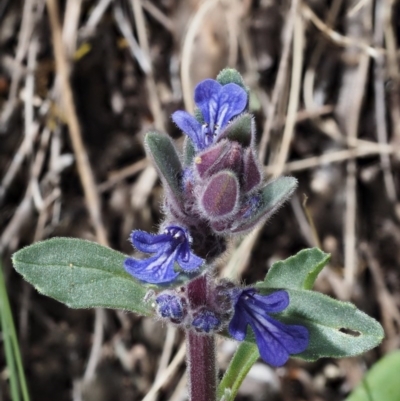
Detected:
left=248, top=290, right=289, bottom=314
left=250, top=315, right=291, bottom=366
left=192, top=308, right=221, bottom=333
left=173, top=79, right=248, bottom=150
left=176, top=241, right=203, bottom=271
left=172, top=111, right=204, bottom=150
left=216, top=83, right=247, bottom=130
left=250, top=312, right=309, bottom=366
left=194, top=79, right=221, bottom=128
left=156, top=292, right=186, bottom=322
left=228, top=288, right=309, bottom=367
left=131, top=230, right=172, bottom=254
left=228, top=305, right=248, bottom=341
left=125, top=225, right=204, bottom=284
left=124, top=250, right=179, bottom=284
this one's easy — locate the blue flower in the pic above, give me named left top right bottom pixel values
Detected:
left=228, top=288, right=309, bottom=367
left=192, top=308, right=221, bottom=333
left=172, top=79, right=247, bottom=151
left=124, top=225, right=204, bottom=284
left=155, top=292, right=187, bottom=324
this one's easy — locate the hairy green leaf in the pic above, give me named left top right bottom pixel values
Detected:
left=345, top=351, right=400, bottom=401
left=255, top=285, right=384, bottom=361
left=219, top=114, right=253, bottom=147
left=265, top=248, right=330, bottom=290
left=183, top=136, right=196, bottom=166
left=220, top=248, right=383, bottom=398
left=231, top=176, right=298, bottom=233
left=216, top=68, right=247, bottom=92
left=12, top=238, right=153, bottom=316
left=144, top=131, right=183, bottom=205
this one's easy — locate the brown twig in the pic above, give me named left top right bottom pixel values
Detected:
left=142, top=0, right=175, bottom=33
left=258, top=0, right=299, bottom=163
left=141, top=344, right=186, bottom=401
left=271, top=8, right=304, bottom=177
left=303, top=0, right=343, bottom=111
left=383, top=2, right=400, bottom=148
left=373, top=0, right=397, bottom=202
left=128, top=0, right=164, bottom=212
left=46, top=0, right=108, bottom=246
left=335, top=2, right=372, bottom=298
left=98, top=158, right=148, bottom=193
left=264, top=142, right=400, bottom=174
left=360, top=242, right=400, bottom=351
left=221, top=226, right=262, bottom=280
left=0, top=0, right=42, bottom=132
left=46, top=0, right=108, bottom=386
left=80, top=0, right=113, bottom=37
left=180, top=0, right=217, bottom=113
left=301, top=1, right=382, bottom=58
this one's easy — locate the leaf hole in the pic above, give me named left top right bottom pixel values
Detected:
left=339, top=327, right=361, bottom=337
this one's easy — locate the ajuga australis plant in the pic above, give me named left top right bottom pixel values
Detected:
left=12, top=69, right=384, bottom=401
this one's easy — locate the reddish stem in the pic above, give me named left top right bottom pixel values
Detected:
left=186, top=276, right=217, bottom=401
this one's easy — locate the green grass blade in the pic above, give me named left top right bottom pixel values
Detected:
left=345, top=351, right=400, bottom=401
left=217, top=342, right=259, bottom=401
left=0, top=266, right=21, bottom=401
left=1, top=311, right=20, bottom=401
left=0, top=261, right=30, bottom=401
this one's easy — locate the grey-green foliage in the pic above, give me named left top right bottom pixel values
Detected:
left=345, top=351, right=400, bottom=401
left=217, top=342, right=259, bottom=401
left=12, top=238, right=153, bottom=316
left=216, top=68, right=248, bottom=93
left=258, top=288, right=384, bottom=361
left=220, top=114, right=253, bottom=147
left=231, top=176, right=298, bottom=233
left=265, top=247, right=329, bottom=290
left=144, top=131, right=183, bottom=206
left=218, top=248, right=384, bottom=401
left=257, top=248, right=383, bottom=360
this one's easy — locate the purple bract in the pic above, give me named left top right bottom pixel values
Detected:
left=124, top=225, right=204, bottom=284
left=172, top=79, right=247, bottom=151
left=228, top=288, right=309, bottom=367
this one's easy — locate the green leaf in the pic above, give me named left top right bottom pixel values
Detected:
left=231, top=176, right=298, bottom=233
left=1, top=261, right=30, bottom=401
left=12, top=238, right=153, bottom=316
left=217, top=342, right=259, bottom=401
left=219, top=114, right=253, bottom=147
left=183, top=136, right=196, bottom=166
left=144, top=131, right=183, bottom=205
left=254, top=286, right=384, bottom=361
left=216, top=68, right=247, bottom=92
left=219, top=249, right=383, bottom=398
left=345, top=351, right=400, bottom=401
left=265, top=248, right=330, bottom=290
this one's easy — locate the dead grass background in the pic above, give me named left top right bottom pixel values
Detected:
left=1, top=0, right=400, bottom=400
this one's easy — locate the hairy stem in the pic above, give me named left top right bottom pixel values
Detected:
left=186, top=276, right=217, bottom=401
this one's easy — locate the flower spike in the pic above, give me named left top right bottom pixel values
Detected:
left=172, top=79, right=247, bottom=151
left=124, top=225, right=204, bottom=284
left=228, top=288, right=309, bottom=367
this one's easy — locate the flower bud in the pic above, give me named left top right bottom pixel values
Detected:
left=200, top=170, right=239, bottom=221
left=242, top=148, right=262, bottom=192
left=191, top=307, right=222, bottom=333
left=155, top=291, right=188, bottom=324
